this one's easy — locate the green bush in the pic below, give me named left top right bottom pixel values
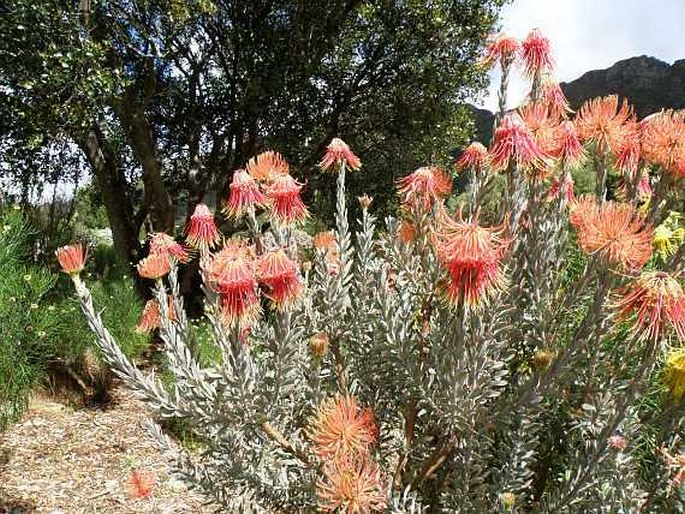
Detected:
left=0, top=207, right=148, bottom=429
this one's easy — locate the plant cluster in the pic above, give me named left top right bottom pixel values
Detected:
left=62, top=29, right=685, bottom=512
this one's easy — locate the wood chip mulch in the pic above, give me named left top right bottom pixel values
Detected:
left=0, top=382, right=216, bottom=513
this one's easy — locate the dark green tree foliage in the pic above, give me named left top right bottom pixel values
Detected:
left=0, top=0, right=506, bottom=260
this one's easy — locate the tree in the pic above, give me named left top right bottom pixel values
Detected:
left=0, top=0, right=507, bottom=265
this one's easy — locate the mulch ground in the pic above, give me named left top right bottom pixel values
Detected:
left=0, top=382, right=216, bottom=513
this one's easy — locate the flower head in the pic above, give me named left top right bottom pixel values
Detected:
left=258, top=249, right=303, bottom=309
left=483, top=33, right=520, bottom=68
left=358, top=195, right=373, bottom=210
left=432, top=208, right=509, bottom=307
left=541, top=77, right=571, bottom=118
left=569, top=196, right=653, bottom=271
left=137, top=252, right=172, bottom=280
left=489, top=112, right=546, bottom=171
left=397, top=166, right=452, bottom=210
left=149, top=233, right=190, bottom=263
left=202, top=240, right=259, bottom=328
left=136, top=297, right=176, bottom=333
left=546, top=173, right=575, bottom=203
left=55, top=243, right=86, bottom=275
left=521, top=28, right=553, bottom=77
left=265, top=174, right=309, bottom=226
left=575, top=95, right=633, bottom=153
left=310, top=332, right=330, bottom=358
left=316, top=455, right=387, bottom=513
left=127, top=469, right=154, bottom=499
left=640, top=110, right=685, bottom=175
left=398, top=220, right=416, bottom=245
left=185, top=204, right=220, bottom=252
left=609, top=435, right=628, bottom=451
left=320, top=138, right=362, bottom=172
left=519, top=101, right=557, bottom=155
left=246, top=151, right=289, bottom=182
left=615, top=271, right=685, bottom=342
left=314, top=230, right=338, bottom=254
left=653, top=212, right=684, bottom=260
left=456, top=142, right=489, bottom=173
left=224, top=169, right=266, bottom=218
left=615, top=121, right=641, bottom=176
left=664, top=347, right=685, bottom=400
left=309, top=395, right=378, bottom=460
left=550, top=121, right=584, bottom=165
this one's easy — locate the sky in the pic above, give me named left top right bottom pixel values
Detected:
left=477, top=0, right=685, bottom=111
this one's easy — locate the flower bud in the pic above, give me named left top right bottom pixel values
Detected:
left=358, top=195, right=373, bottom=210
left=533, top=349, right=554, bottom=370
left=309, top=332, right=330, bottom=358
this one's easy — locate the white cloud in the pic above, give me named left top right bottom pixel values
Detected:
left=477, top=0, right=685, bottom=111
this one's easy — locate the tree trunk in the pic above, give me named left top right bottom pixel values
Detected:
left=115, top=90, right=175, bottom=235
left=79, top=124, right=141, bottom=268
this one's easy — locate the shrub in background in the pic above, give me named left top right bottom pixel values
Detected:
left=64, top=29, right=685, bottom=512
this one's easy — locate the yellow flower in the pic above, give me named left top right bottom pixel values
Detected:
left=664, top=347, right=685, bottom=400
left=30, top=303, right=38, bottom=309
left=654, top=212, right=685, bottom=261
left=23, top=274, right=31, bottom=282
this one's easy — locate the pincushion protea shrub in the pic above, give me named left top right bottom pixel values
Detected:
left=59, top=29, right=685, bottom=512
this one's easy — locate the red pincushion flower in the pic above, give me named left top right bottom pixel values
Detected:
left=521, top=28, right=553, bottom=77
left=489, top=112, right=547, bottom=171
left=309, top=395, right=378, bottom=460
left=137, top=252, right=172, bottom=280
left=127, top=469, right=154, bottom=499
left=149, top=232, right=190, bottom=263
left=397, top=166, right=452, bottom=210
left=55, top=243, right=86, bottom=275
left=550, top=121, right=584, bottom=165
left=640, top=110, right=685, bottom=175
left=432, top=208, right=510, bottom=307
left=575, top=95, right=633, bottom=153
left=615, top=271, right=685, bottom=341
left=185, top=203, right=220, bottom=252
left=547, top=174, right=575, bottom=203
left=615, top=121, right=641, bottom=176
left=569, top=195, right=653, bottom=271
left=316, top=455, right=387, bottom=513
left=246, top=151, right=290, bottom=182
left=136, top=297, right=176, bottom=333
left=202, top=240, right=259, bottom=327
left=483, top=33, right=520, bottom=68
left=258, top=249, right=303, bottom=309
left=320, top=138, right=362, bottom=172
left=456, top=142, right=489, bottom=173
left=542, top=77, right=571, bottom=118
left=520, top=102, right=557, bottom=155
left=224, top=169, right=267, bottom=218
left=265, top=174, right=309, bottom=226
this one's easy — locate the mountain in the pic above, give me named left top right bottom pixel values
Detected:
left=469, top=55, right=685, bottom=143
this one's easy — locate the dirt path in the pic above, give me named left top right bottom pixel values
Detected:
left=0, top=382, right=215, bottom=513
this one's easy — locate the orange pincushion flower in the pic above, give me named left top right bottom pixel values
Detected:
left=313, top=230, right=337, bottom=253
left=541, top=77, right=571, bottom=118
left=309, top=395, right=378, bottom=460
left=575, top=95, right=633, bottom=153
left=397, top=166, right=452, bottom=210
left=316, top=455, right=387, bottom=513
left=224, top=169, right=267, bottom=218
left=615, top=121, right=641, bottom=176
left=320, top=138, right=362, bottom=171
left=550, top=121, right=584, bottom=165
left=265, top=174, right=309, bottom=226
left=483, top=33, right=520, bottom=68
left=136, top=297, right=176, bottom=333
left=202, top=240, right=259, bottom=327
left=258, top=249, right=303, bottom=309
left=149, top=233, right=190, bottom=263
left=519, top=102, right=557, bottom=154
left=640, top=110, right=685, bottom=175
left=489, top=112, right=546, bottom=171
left=55, top=243, right=86, bottom=275
left=521, top=28, right=553, bottom=77
left=432, top=208, right=510, bottom=307
left=137, top=251, right=172, bottom=280
left=246, top=151, right=289, bottom=182
left=615, top=271, right=685, bottom=341
left=569, top=195, right=653, bottom=271
left=185, top=203, right=220, bottom=252
left=456, top=142, right=489, bottom=173
left=127, top=469, right=154, bottom=499
left=398, top=220, right=416, bottom=245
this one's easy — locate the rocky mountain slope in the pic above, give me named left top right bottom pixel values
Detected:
left=470, top=55, right=685, bottom=143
